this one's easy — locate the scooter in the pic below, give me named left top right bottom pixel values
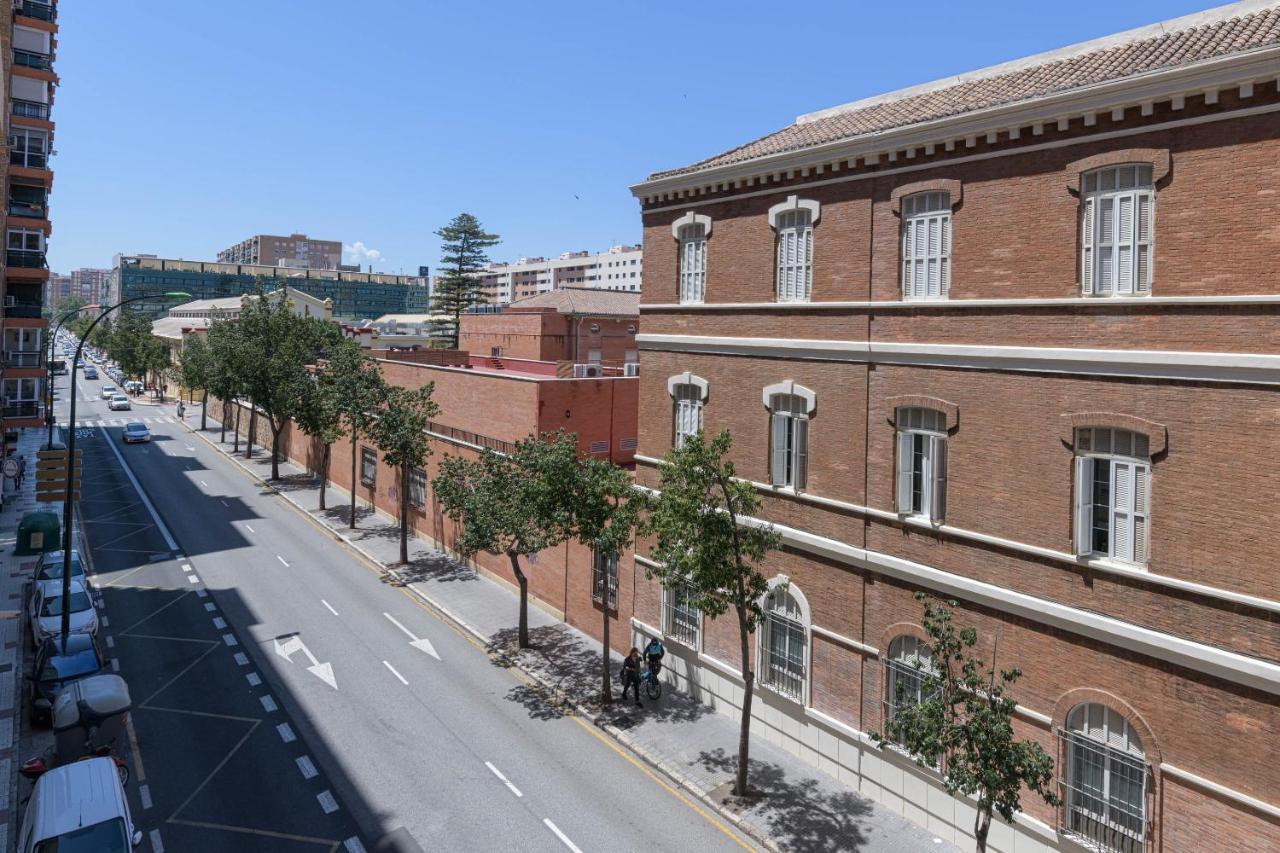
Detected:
left=21, top=744, right=129, bottom=786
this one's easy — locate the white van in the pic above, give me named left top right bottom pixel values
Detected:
left=17, top=756, right=142, bottom=852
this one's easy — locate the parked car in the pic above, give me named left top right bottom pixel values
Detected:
left=83, top=366, right=98, bottom=380
left=29, top=579, right=98, bottom=643
left=34, top=549, right=93, bottom=594
left=16, top=756, right=142, bottom=852
left=100, top=385, right=117, bottom=400
left=124, top=380, right=143, bottom=395
left=122, top=422, right=151, bottom=444
left=108, top=395, right=131, bottom=412
left=27, top=632, right=107, bottom=725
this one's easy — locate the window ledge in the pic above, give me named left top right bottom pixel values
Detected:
left=1082, top=555, right=1149, bottom=574
left=757, top=680, right=806, bottom=706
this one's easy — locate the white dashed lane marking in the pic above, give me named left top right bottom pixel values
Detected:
left=317, top=790, right=339, bottom=814
left=277, top=723, right=296, bottom=742
left=296, top=755, right=318, bottom=779
left=485, top=761, right=523, bottom=798
left=277, top=555, right=289, bottom=567
left=383, top=661, right=408, bottom=685
left=321, top=599, right=339, bottom=616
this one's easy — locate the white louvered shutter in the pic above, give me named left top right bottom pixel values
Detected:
left=1097, top=196, right=1115, bottom=295
left=929, top=435, right=947, bottom=522
left=1112, top=461, right=1134, bottom=562
left=896, top=431, right=914, bottom=513
left=771, top=413, right=789, bottom=486
left=1136, top=192, right=1152, bottom=294
left=1133, top=463, right=1149, bottom=563
left=792, top=418, right=808, bottom=490
left=1116, top=193, right=1136, bottom=294
left=1074, top=456, right=1093, bottom=556
left=1081, top=196, right=1095, bottom=295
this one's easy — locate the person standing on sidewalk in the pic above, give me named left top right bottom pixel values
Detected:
left=16, top=454, right=25, bottom=488
left=620, top=648, right=643, bottom=707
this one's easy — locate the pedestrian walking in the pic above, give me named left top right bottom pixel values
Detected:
left=620, top=647, right=643, bottom=707
left=17, top=454, right=26, bottom=488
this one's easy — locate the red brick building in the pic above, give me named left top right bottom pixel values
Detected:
left=458, top=288, right=640, bottom=367
left=627, top=4, right=1280, bottom=851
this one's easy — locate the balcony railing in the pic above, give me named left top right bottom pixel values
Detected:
left=8, top=199, right=46, bottom=219
left=5, top=249, right=46, bottom=269
left=16, top=1, right=56, bottom=22
left=11, top=99, right=48, bottom=119
left=3, top=350, right=44, bottom=368
left=9, top=150, right=47, bottom=169
left=3, top=302, right=43, bottom=319
left=2, top=401, right=44, bottom=420
left=13, top=50, right=52, bottom=71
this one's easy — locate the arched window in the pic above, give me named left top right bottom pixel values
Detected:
left=884, top=635, right=935, bottom=739
left=1060, top=703, right=1150, bottom=853
left=895, top=407, right=948, bottom=522
left=758, top=582, right=808, bottom=700
left=764, top=383, right=815, bottom=491
left=1073, top=427, right=1150, bottom=565
left=668, top=372, right=708, bottom=450
left=678, top=223, right=707, bottom=304
left=1081, top=165, right=1154, bottom=297
left=901, top=191, right=951, bottom=301
left=769, top=196, right=819, bottom=304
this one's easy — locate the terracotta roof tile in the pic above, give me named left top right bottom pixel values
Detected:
left=648, top=4, right=1280, bottom=180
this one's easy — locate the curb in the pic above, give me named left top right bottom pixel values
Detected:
left=182, top=422, right=775, bottom=852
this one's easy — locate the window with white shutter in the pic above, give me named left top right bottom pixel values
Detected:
left=775, top=209, right=813, bottom=303
left=672, top=383, right=703, bottom=450
left=768, top=393, right=809, bottom=490
left=894, top=407, right=947, bottom=522
left=678, top=223, right=707, bottom=304
left=1081, top=166, right=1154, bottom=297
left=1073, top=427, right=1150, bottom=565
left=901, top=192, right=951, bottom=301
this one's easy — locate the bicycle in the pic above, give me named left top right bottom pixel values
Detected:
left=640, top=663, right=663, bottom=700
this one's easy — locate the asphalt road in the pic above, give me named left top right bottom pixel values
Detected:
left=55, top=363, right=756, bottom=853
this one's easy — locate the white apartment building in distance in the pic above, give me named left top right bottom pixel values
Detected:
left=474, top=244, right=641, bottom=305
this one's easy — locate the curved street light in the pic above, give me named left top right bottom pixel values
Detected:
left=45, top=304, right=95, bottom=449
left=58, top=292, right=191, bottom=651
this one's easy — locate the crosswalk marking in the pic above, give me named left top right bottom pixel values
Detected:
left=68, top=415, right=176, bottom=427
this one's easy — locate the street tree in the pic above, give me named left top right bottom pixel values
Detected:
left=326, top=344, right=387, bottom=528
left=369, top=384, right=439, bottom=564
left=294, top=339, right=360, bottom=511
left=641, top=429, right=781, bottom=797
left=564, top=452, right=642, bottom=705
left=205, top=320, right=247, bottom=446
left=50, top=294, right=87, bottom=321
left=433, top=432, right=578, bottom=649
left=430, top=213, right=500, bottom=348
left=870, top=593, right=1059, bottom=852
left=178, top=334, right=215, bottom=430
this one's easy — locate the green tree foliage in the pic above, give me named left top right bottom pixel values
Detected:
left=870, top=593, right=1059, bottom=852
left=294, top=339, right=366, bottom=512
left=433, top=432, right=578, bottom=648
left=369, top=384, right=439, bottom=564
left=178, top=334, right=215, bottom=431
left=51, top=295, right=88, bottom=321
left=563, top=451, right=642, bottom=704
left=205, top=320, right=247, bottom=445
left=324, top=343, right=388, bottom=528
left=641, top=429, right=781, bottom=796
left=430, top=213, right=500, bottom=348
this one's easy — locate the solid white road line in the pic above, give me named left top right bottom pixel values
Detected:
left=296, top=755, right=318, bottom=779
left=277, top=555, right=289, bottom=567
left=99, top=424, right=179, bottom=550
left=317, top=790, right=339, bottom=814
left=321, top=599, right=339, bottom=616
left=485, top=761, right=523, bottom=797
left=277, top=722, right=296, bottom=742
left=382, top=660, right=408, bottom=685
left=543, top=819, right=583, bottom=853
left=139, top=783, right=153, bottom=810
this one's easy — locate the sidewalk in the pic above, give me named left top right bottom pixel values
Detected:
left=189, top=418, right=955, bottom=853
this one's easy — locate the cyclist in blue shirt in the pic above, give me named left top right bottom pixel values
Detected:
left=644, top=638, right=666, bottom=678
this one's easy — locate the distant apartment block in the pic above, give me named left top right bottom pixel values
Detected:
left=216, top=233, right=343, bottom=270
left=474, top=244, right=642, bottom=305
left=45, top=271, right=69, bottom=306
left=70, top=267, right=108, bottom=303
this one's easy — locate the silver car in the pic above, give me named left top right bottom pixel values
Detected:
left=100, top=385, right=117, bottom=400
left=33, top=549, right=94, bottom=595
left=29, top=579, right=98, bottom=643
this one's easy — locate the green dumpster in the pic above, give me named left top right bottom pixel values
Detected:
left=15, top=511, right=60, bottom=556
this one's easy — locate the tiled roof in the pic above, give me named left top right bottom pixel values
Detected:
left=508, top=288, right=640, bottom=317
left=648, top=2, right=1280, bottom=181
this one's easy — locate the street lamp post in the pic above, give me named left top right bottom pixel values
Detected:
left=45, top=305, right=94, bottom=449
left=59, top=292, right=190, bottom=651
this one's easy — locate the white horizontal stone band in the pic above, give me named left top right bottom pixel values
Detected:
left=642, top=293, right=1280, bottom=311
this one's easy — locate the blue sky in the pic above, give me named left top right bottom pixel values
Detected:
left=49, top=0, right=1211, bottom=274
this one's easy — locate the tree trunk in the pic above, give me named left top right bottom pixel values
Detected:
left=735, top=604, right=754, bottom=797
left=246, top=405, right=256, bottom=459
left=201, top=390, right=208, bottom=432
left=319, top=443, right=331, bottom=510
left=349, top=429, right=358, bottom=529
left=601, top=598, right=612, bottom=705
left=220, top=399, right=227, bottom=443
left=233, top=403, right=241, bottom=453
left=270, top=425, right=282, bottom=481
left=399, top=464, right=410, bottom=564
left=508, top=550, right=530, bottom=649
left=974, top=803, right=992, bottom=853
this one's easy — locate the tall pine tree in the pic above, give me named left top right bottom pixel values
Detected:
left=430, top=213, right=500, bottom=348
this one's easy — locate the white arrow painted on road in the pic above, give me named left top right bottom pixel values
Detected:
left=273, top=634, right=339, bottom=689
left=383, top=612, right=440, bottom=660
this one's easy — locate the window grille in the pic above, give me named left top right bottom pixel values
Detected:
left=662, top=580, right=700, bottom=647
left=591, top=549, right=618, bottom=609
left=1059, top=703, right=1150, bottom=853
left=759, top=586, right=806, bottom=699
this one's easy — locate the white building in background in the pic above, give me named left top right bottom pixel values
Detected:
left=474, top=244, right=642, bottom=305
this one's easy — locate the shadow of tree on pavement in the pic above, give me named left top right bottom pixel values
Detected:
left=694, top=747, right=875, bottom=853
left=384, top=553, right=477, bottom=585
left=486, top=624, right=712, bottom=726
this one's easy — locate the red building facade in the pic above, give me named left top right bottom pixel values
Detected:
left=627, top=5, right=1280, bottom=851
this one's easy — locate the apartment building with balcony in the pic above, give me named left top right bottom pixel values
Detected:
left=2, top=0, right=58, bottom=429
left=473, top=244, right=643, bottom=305
left=216, top=233, right=343, bottom=270
left=628, top=3, right=1280, bottom=851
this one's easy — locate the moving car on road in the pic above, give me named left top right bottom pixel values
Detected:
left=100, top=385, right=117, bottom=400
left=27, top=633, right=107, bottom=725
left=122, top=422, right=150, bottom=444
left=29, top=579, right=98, bottom=643
left=108, top=394, right=131, bottom=411
left=17, top=756, right=142, bottom=852
left=34, top=549, right=94, bottom=594
left=83, top=366, right=98, bottom=380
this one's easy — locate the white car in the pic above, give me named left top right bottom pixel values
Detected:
left=108, top=394, right=131, bottom=411
left=100, top=385, right=117, bottom=400
left=18, top=756, right=142, bottom=852
left=29, top=579, right=98, bottom=643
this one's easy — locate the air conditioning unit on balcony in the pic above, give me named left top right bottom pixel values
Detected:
left=623, top=363, right=639, bottom=377
left=573, top=363, right=602, bottom=378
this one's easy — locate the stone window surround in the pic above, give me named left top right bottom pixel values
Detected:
left=666, top=371, right=709, bottom=400
left=890, top=178, right=963, bottom=215
left=670, top=210, right=713, bottom=239
left=1065, top=147, right=1171, bottom=193
left=1060, top=412, right=1167, bottom=454
left=762, top=380, right=816, bottom=414
left=887, top=395, right=959, bottom=432
left=767, top=195, right=821, bottom=228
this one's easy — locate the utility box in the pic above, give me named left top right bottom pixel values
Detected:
left=15, top=511, right=60, bottom=555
